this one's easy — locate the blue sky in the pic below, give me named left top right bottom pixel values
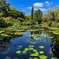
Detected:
left=6, top=0, right=59, bottom=15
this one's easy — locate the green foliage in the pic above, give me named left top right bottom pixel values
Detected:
left=55, top=15, right=59, bottom=22
left=34, top=9, right=42, bottom=24
left=0, top=17, right=7, bottom=27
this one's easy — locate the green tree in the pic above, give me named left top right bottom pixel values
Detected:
left=34, top=9, right=42, bottom=24
left=0, top=0, right=10, bottom=17
left=31, top=6, right=34, bottom=20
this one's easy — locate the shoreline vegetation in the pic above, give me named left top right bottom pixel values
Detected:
left=0, top=0, right=59, bottom=53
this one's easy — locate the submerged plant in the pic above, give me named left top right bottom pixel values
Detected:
left=39, top=51, right=44, bottom=54
left=39, top=55, right=47, bottom=59
left=29, top=57, right=33, bottom=59
left=29, top=45, right=34, bottom=48
left=39, top=46, right=44, bottom=49
left=4, top=56, right=11, bottom=59
left=14, top=57, right=18, bottom=59
left=15, top=50, right=21, bottom=54
left=16, top=45, right=22, bottom=50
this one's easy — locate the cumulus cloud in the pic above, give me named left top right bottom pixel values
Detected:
left=27, top=2, right=47, bottom=12
left=33, top=2, right=43, bottom=7
left=45, top=1, right=52, bottom=6
left=27, top=6, right=47, bottom=11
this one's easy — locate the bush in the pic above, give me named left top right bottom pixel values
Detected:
left=0, top=18, right=7, bottom=28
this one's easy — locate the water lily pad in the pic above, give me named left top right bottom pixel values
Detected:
left=15, top=50, right=21, bottom=54
left=51, top=57, right=57, bottom=59
left=39, top=51, right=44, bottom=54
left=4, top=56, right=11, bottom=59
left=34, top=57, right=38, bottom=59
left=39, top=46, right=44, bottom=49
left=30, top=52, right=39, bottom=56
left=33, top=49, right=37, bottom=52
left=24, top=48, right=29, bottom=51
left=29, top=47, right=34, bottom=50
left=29, top=57, right=33, bottom=59
left=22, top=50, right=27, bottom=55
left=39, top=55, right=47, bottom=59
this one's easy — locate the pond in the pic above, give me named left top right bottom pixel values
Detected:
left=0, top=30, right=59, bottom=59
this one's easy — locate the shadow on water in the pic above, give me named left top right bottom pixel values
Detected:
left=0, top=28, right=59, bottom=59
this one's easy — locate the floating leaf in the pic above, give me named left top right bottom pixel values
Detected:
left=15, top=50, right=21, bottom=54
left=51, top=57, right=57, bottom=59
left=29, top=47, right=34, bottom=50
left=22, top=50, right=27, bottom=55
left=39, top=46, right=44, bottom=49
left=39, top=51, right=44, bottom=54
left=24, top=48, right=29, bottom=51
left=30, top=52, right=39, bottom=56
left=34, top=57, right=38, bottom=59
left=33, top=49, right=37, bottom=52
left=29, top=57, right=33, bottom=59
left=39, top=55, right=47, bottom=59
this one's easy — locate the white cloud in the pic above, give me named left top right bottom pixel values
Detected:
left=27, top=6, right=47, bottom=11
left=33, top=2, right=43, bottom=7
left=34, top=8, right=47, bottom=11
left=45, top=1, right=52, bottom=6
left=27, top=2, right=47, bottom=12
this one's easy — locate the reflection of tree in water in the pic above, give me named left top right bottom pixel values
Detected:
left=50, top=33, right=59, bottom=58
left=0, top=37, right=11, bottom=54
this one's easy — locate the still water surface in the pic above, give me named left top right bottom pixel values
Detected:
left=0, top=31, right=58, bottom=59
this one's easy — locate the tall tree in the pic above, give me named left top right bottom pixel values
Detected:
left=31, top=5, right=34, bottom=20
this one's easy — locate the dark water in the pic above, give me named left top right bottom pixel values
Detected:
left=0, top=31, right=58, bottom=59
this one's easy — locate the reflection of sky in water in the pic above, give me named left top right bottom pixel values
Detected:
left=0, top=31, right=58, bottom=59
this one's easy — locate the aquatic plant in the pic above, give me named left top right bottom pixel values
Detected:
left=14, top=57, right=18, bottom=59
left=22, top=50, right=27, bottom=54
left=51, top=57, right=57, bottom=59
left=4, top=56, right=11, bottom=59
left=16, top=45, right=22, bottom=50
left=39, top=55, right=47, bottom=59
left=39, top=51, right=44, bottom=54
left=29, top=47, right=34, bottom=50
left=1, top=34, right=8, bottom=36
left=34, top=57, right=38, bottom=59
left=39, top=46, right=44, bottom=49
left=15, top=50, right=21, bottom=54
left=24, top=48, right=29, bottom=51
left=30, top=52, right=39, bottom=56
left=2, top=51, right=8, bottom=54
left=29, top=45, right=34, bottom=48
left=33, top=49, right=37, bottom=52
left=27, top=39, right=39, bottom=44
left=29, top=57, right=33, bottom=59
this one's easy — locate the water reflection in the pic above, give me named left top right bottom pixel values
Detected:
left=0, top=29, right=59, bottom=59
